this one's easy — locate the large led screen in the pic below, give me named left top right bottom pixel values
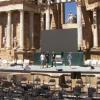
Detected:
left=40, top=29, right=77, bottom=52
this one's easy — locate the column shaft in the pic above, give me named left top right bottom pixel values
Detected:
left=30, top=12, right=34, bottom=49
left=93, top=9, right=98, bottom=48
left=7, top=11, right=11, bottom=48
left=77, top=4, right=83, bottom=50
left=46, top=7, right=50, bottom=30
left=61, top=3, right=65, bottom=24
left=41, top=13, right=44, bottom=31
left=19, top=10, right=24, bottom=49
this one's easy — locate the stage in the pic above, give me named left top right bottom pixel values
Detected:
left=0, top=64, right=100, bottom=74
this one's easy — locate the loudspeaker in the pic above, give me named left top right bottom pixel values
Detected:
left=71, top=72, right=81, bottom=79
left=57, top=69, right=63, bottom=71
left=59, top=75, right=66, bottom=86
left=91, top=66, right=95, bottom=69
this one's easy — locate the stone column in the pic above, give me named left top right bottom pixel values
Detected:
left=77, top=3, right=83, bottom=50
left=7, top=11, right=11, bottom=49
left=61, top=3, right=65, bottom=24
left=30, top=12, right=34, bottom=49
left=93, top=9, right=98, bottom=48
left=0, top=26, right=2, bottom=48
left=19, top=10, right=24, bottom=49
left=46, top=0, right=50, bottom=30
left=46, top=8, right=50, bottom=30
left=41, top=13, right=44, bottom=31
left=57, top=3, right=61, bottom=28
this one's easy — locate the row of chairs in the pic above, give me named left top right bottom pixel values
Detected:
left=34, top=75, right=100, bottom=98
left=0, top=78, right=56, bottom=100
left=84, top=59, right=100, bottom=66
left=1, top=73, right=100, bottom=99
left=0, top=59, right=30, bottom=67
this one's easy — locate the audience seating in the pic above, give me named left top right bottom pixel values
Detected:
left=34, top=76, right=41, bottom=88
left=65, top=79, right=72, bottom=93
left=96, top=77, right=100, bottom=95
left=48, top=78, right=56, bottom=90
left=73, top=85, right=81, bottom=99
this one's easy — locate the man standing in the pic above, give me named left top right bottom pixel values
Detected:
left=67, top=52, right=72, bottom=67
left=40, top=52, right=45, bottom=68
left=51, top=51, right=56, bottom=67
left=45, top=52, right=50, bottom=68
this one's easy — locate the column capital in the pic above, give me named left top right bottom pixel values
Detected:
left=29, top=11, right=34, bottom=13
left=19, top=9, right=24, bottom=11
left=76, top=0, right=81, bottom=6
left=19, top=10, right=24, bottom=16
left=5, top=10, right=12, bottom=14
left=29, top=11, right=34, bottom=17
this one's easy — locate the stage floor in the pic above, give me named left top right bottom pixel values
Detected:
left=0, top=64, right=100, bottom=74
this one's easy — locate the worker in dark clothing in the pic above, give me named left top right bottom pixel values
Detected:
left=45, top=52, right=50, bottom=68
left=61, top=51, right=64, bottom=59
left=51, top=52, right=56, bottom=67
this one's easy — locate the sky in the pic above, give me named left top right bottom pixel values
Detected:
left=65, top=2, right=77, bottom=22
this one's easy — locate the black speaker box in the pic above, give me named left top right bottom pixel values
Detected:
left=57, top=69, right=63, bottom=71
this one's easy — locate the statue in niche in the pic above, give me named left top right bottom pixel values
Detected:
left=3, top=36, right=6, bottom=48
left=13, top=36, right=17, bottom=48
left=66, top=12, right=77, bottom=23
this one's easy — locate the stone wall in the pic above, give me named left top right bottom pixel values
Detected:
left=24, top=11, right=30, bottom=49
left=97, top=8, right=100, bottom=46
left=0, top=12, right=7, bottom=48
left=34, top=13, right=41, bottom=49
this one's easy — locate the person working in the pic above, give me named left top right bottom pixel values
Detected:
left=45, top=52, right=50, bottom=68
left=51, top=52, right=56, bottom=67
left=40, top=52, right=45, bottom=68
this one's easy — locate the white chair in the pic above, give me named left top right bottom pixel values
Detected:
left=23, top=59, right=29, bottom=65
left=91, top=60, right=98, bottom=66
left=55, top=55, right=63, bottom=65
left=97, top=60, right=100, bottom=67
left=1, top=59, right=8, bottom=66
left=23, top=59, right=30, bottom=70
left=16, top=59, right=23, bottom=65
left=23, top=59, right=29, bottom=66
left=84, top=59, right=91, bottom=65
left=8, top=60, right=17, bottom=66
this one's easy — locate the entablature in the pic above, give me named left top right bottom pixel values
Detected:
left=84, top=0, right=100, bottom=10
left=0, top=0, right=40, bottom=13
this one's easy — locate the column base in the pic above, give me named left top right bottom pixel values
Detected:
left=6, top=47, right=11, bottom=50
left=31, top=47, right=36, bottom=51
left=17, top=48, right=25, bottom=51
left=91, top=47, right=99, bottom=50
left=90, top=47, right=100, bottom=60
